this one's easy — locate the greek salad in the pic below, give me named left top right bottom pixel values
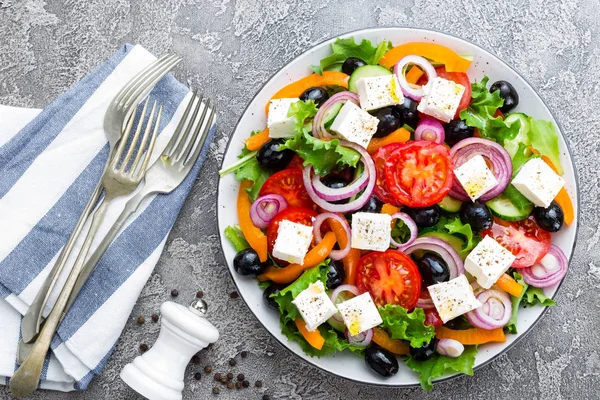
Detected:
left=220, top=37, right=573, bottom=390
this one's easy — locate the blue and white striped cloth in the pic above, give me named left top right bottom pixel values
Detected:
left=0, top=44, right=216, bottom=391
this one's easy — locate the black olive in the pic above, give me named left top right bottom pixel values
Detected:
left=409, top=339, right=438, bottom=361
left=365, top=346, right=399, bottom=377
left=263, top=284, right=284, bottom=311
left=373, top=107, right=402, bottom=138
left=444, top=119, right=474, bottom=147
left=403, top=205, right=441, bottom=228
left=299, top=87, right=329, bottom=108
left=533, top=201, right=564, bottom=232
left=233, top=249, right=266, bottom=276
left=342, top=57, right=367, bottom=75
left=417, top=252, right=450, bottom=285
left=490, top=80, right=519, bottom=113
left=256, top=139, right=295, bottom=171
left=358, top=196, right=384, bottom=214
left=395, top=97, right=419, bottom=130
left=459, top=201, right=493, bottom=232
left=326, top=260, right=346, bottom=289
left=321, top=176, right=350, bottom=204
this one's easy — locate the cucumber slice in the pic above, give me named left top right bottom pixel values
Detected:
left=322, top=102, right=343, bottom=128
left=439, top=195, right=462, bottom=213
left=420, top=232, right=466, bottom=260
left=486, top=194, right=533, bottom=221
left=348, top=65, right=392, bottom=93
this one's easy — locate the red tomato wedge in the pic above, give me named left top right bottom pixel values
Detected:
left=372, top=143, right=403, bottom=206
left=286, top=154, right=305, bottom=170
left=417, top=66, right=472, bottom=119
left=384, top=141, right=454, bottom=208
left=356, top=250, right=421, bottom=309
left=259, top=168, right=314, bottom=209
left=482, top=216, right=551, bottom=269
left=266, top=207, right=317, bottom=263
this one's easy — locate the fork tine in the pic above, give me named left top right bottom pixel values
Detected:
left=162, top=89, right=199, bottom=158
left=178, top=97, right=210, bottom=164
left=134, top=106, right=162, bottom=180
left=170, top=93, right=203, bottom=161
left=114, top=55, right=172, bottom=106
left=120, top=97, right=150, bottom=172
left=112, top=101, right=140, bottom=169
left=129, top=100, right=158, bottom=177
left=184, top=106, right=215, bottom=167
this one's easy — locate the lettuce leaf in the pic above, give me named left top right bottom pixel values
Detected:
left=444, top=217, right=480, bottom=256
left=502, top=142, right=539, bottom=211
left=405, top=345, right=478, bottom=391
left=378, top=305, right=435, bottom=348
left=523, top=285, right=556, bottom=307
left=505, top=272, right=555, bottom=334
left=505, top=272, right=527, bottom=334
left=224, top=225, right=250, bottom=252
left=527, top=119, right=564, bottom=174
left=288, top=99, right=319, bottom=132
left=313, top=37, right=392, bottom=74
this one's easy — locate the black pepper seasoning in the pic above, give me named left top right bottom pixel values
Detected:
left=255, top=380, right=263, bottom=388
left=204, top=366, right=212, bottom=373
left=151, top=314, right=159, bottom=323
left=235, top=381, right=242, bottom=389
left=237, top=373, right=245, bottom=382
left=139, top=343, right=148, bottom=352
left=226, top=372, right=233, bottom=381
left=136, top=315, right=145, bottom=324
left=229, top=358, right=236, bottom=367
left=263, top=395, right=271, bottom=400
left=229, top=291, right=238, bottom=299
left=214, top=373, right=221, bottom=381
left=190, top=355, right=200, bottom=365
left=226, top=382, right=234, bottom=389
left=212, top=387, right=220, bottom=394
left=242, top=380, right=249, bottom=388
left=240, top=351, right=248, bottom=358
left=171, top=289, right=179, bottom=297
left=219, top=377, right=228, bottom=384
left=196, top=291, right=204, bottom=298
left=194, top=372, right=201, bottom=380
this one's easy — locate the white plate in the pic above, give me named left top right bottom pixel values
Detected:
left=217, top=28, right=579, bottom=387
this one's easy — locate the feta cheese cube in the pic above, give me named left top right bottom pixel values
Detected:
left=337, top=292, right=383, bottom=336
left=292, top=281, right=338, bottom=331
left=464, top=236, right=516, bottom=289
left=454, top=155, right=499, bottom=201
left=428, top=275, right=482, bottom=323
left=417, top=77, right=465, bottom=123
left=267, top=98, right=299, bottom=138
left=512, top=158, right=565, bottom=208
left=356, top=75, right=404, bottom=111
left=351, top=212, right=392, bottom=252
left=330, top=101, right=379, bottom=148
left=272, top=220, right=313, bottom=265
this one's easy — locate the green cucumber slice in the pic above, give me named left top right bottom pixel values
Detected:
left=486, top=194, right=533, bottom=221
left=322, top=102, right=343, bottom=128
left=439, top=195, right=462, bottom=213
left=348, top=65, right=392, bottom=93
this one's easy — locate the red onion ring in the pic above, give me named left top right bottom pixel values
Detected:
left=249, top=194, right=288, bottom=229
left=312, top=91, right=360, bottom=139
left=449, top=138, right=512, bottom=202
left=416, top=292, right=435, bottom=309
left=329, top=284, right=360, bottom=323
left=394, top=55, right=437, bottom=101
left=311, top=169, right=369, bottom=202
left=389, top=212, right=418, bottom=250
left=415, top=118, right=445, bottom=144
left=303, top=140, right=376, bottom=213
left=520, top=245, right=568, bottom=288
left=465, top=288, right=512, bottom=329
left=401, top=237, right=464, bottom=279
left=345, top=328, right=373, bottom=348
left=312, top=212, right=351, bottom=260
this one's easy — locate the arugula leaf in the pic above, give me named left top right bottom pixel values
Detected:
left=523, top=285, right=556, bottom=307
left=224, top=225, right=250, bottom=252
left=378, top=305, right=435, bottom=348
left=280, top=319, right=365, bottom=358
left=527, top=119, right=564, bottom=174
left=313, top=37, right=392, bottom=74
left=405, top=345, right=478, bottom=391
left=444, top=217, right=480, bottom=256
left=459, top=77, right=520, bottom=143
left=505, top=272, right=528, bottom=334
left=288, top=99, right=319, bottom=132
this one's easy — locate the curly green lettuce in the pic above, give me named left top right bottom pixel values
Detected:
left=378, top=305, right=435, bottom=348
left=312, top=37, right=393, bottom=74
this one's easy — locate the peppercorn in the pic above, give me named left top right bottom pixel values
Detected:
left=212, top=387, right=220, bottom=394
left=151, top=314, right=159, bottom=323
left=237, top=373, right=245, bottom=382
left=240, top=351, right=248, bottom=358
left=242, top=380, right=249, bottom=388
left=229, top=291, right=238, bottom=299
left=196, top=291, right=204, bottom=298
left=214, top=373, right=221, bottom=381
left=226, top=372, right=233, bottom=380
left=136, top=315, right=145, bottom=324
left=204, top=366, right=212, bottom=373
left=190, top=355, right=200, bottom=365
left=263, top=395, right=271, bottom=400
left=235, top=381, right=242, bottom=389
left=139, top=343, right=148, bottom=352
left=219, top=377, right=227, bottom=384
left=229, top=358, right=237, bottom=367
left=255, top=380, right=263, bottom=388
left=171, top=289, right=179, bottom=297
left=226, top=382, right=234, bottom=389
left=194, top=372, right=201, bottom=380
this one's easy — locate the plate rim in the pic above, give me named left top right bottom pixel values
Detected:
left=215, top=26, right=580, bottom=388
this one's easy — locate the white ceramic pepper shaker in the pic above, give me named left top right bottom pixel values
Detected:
left=120, top=299, right=219, bottom=400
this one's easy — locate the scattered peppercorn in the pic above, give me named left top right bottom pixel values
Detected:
left=214, top=373, right=221, bottom=381
left=255, top=380, right=263, bottom=388
left=139, top=343, right=148, bottom=352
left=171, top=289, right=179, bottom=297
left=204, top=366, right=212, bottom=373
left=235, top=381, right=242, bottom=389
left=229, top=291, right=239, bottom=299
left=196, top=291, right=204, bottom=298
left=190, top=355, right=200, bottom=365
left=194, top=372, right=201, bottom=380
left=242, top=380, right=250, bottom=388
left=229, top=358, right=237, bottom=367
left=212, top=387, right=220, bottom=394
left=226, top=382, right=234, bottom=389
left=263, top=395, right=271, bottom=400
left=226, top=372, right=233, bottom=380
left=237, top=373, right=245, bottom=382
left=219, top=377, right=227, bottom=384
left=241, top=351, right=248, bottom=358
left=151, top=314, right=159, bottom=323
left=136, top=315, right=145, bottom=325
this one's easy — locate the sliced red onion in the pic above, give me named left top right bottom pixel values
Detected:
left=249, top=194, right=288, bottom=229
left=312, top=91, right=360, bottom=139
left=416, top=292, right=435, bottom=309
left=465, top=288, right=512, bottom=330
left=436, top=338, right=465, bottom=358
left=389, top=212, right=418, bottom=250
left=313, top=212, right=351, bottom=260
left=415, top=118, right=445, bottom=144
left=401, top=237, right=464, bottom=279
left=311, top=169, right=369, bottom=202
left=449, top=137, right=512, bottom=202
left=394, top=55, right=437, bottom=101
left=303, top=140, right=376, bottom=213
left=520, top=245, right=568, bottom=288
left=345, top=328, right=373, bottom=348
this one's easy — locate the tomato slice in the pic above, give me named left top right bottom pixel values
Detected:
left=482, top=216, right=551, bottom=269
left=259, top=168, right=314, bottom=209
left=267, top=207, right=318, bottom=263
left=356, top=250, right=421, bottom=309
left=435, top=66, right=471, bottom=118
left=372, top=143, right=403, bottom=205
left=384, top=140, right=454, bottom=207
left=286, top=154, right=305, bottom=170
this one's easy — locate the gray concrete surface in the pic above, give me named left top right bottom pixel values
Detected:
left=1, top=0, right=599, bottom=399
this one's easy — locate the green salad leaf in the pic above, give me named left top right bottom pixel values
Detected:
left=224, top=225, right=249, bottom=252
left=505, top=272, right=527, bottom=334
left=527, top=119, right=564, bottom=174
left=313, top=37, right=392, bottom=74
left=502, top=142, right=539, bottom=211
left=378, top=305, right=435, bottom=348
left=523, top=285, right=556, bottom=307
left=405, top=345, right=478, bottom=391
left=288, top=99, right=319, bottom=132
left=280, top=320, right=365, bottom=358
left=444, top=217, right=480, bottom=256
left=505, top=272, right=555, bottom=334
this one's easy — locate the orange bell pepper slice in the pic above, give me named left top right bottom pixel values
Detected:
left=435, top=326, right=506, bottom=345
left=265, top=71, right=349, bottom=114
left=237, top=180, right=268, bottom=262
left=495, top=273, right=524, bottom=298
left=379, top=42, right=472, bottom=73
left=329, top=218, right=359, bottom=285
left=372, top=327, right=409, bottom=355
left=367, top=128, right=411, bottom=154
left=257, top=231, right=336, bottom=284
left=381, top=203, right=401, bottom=216
left=405, top=66, right=424, bottom=84
left=295, top=319, right=325, bottom=350
left=245, top=128, right=270, bottom=151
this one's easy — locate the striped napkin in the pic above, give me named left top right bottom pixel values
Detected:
left=0, top=44, right=216, bottom=391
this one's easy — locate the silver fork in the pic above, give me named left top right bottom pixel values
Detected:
left=21, top=55, right=181, bottom=344
left=9, top=99, right=163, bottom=398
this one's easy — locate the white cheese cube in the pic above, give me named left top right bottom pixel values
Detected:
left=417, top=77, right=465, bottom=123
left=337, top=292, right=383, bottom=336
left=351, top=212, right=392, bottom=252
left=292, top=281, right=338, bottom=331
left=330, top=101, right=379, bottom=148
left=267, top=98, right=299, bottom=138
left=428, top=275, right=482, bottom=323
left=512, top=158, right=565, bottom=208
left=272, top=220, right=313, bottom=265
left=356, top=75, right=404, bottom=111
left=464, top=236, right=517, bottom=289
left=454, top=155, right=499, bottom=201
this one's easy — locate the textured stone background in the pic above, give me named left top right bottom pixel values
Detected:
left=1, top=0, right=599, bottom=399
